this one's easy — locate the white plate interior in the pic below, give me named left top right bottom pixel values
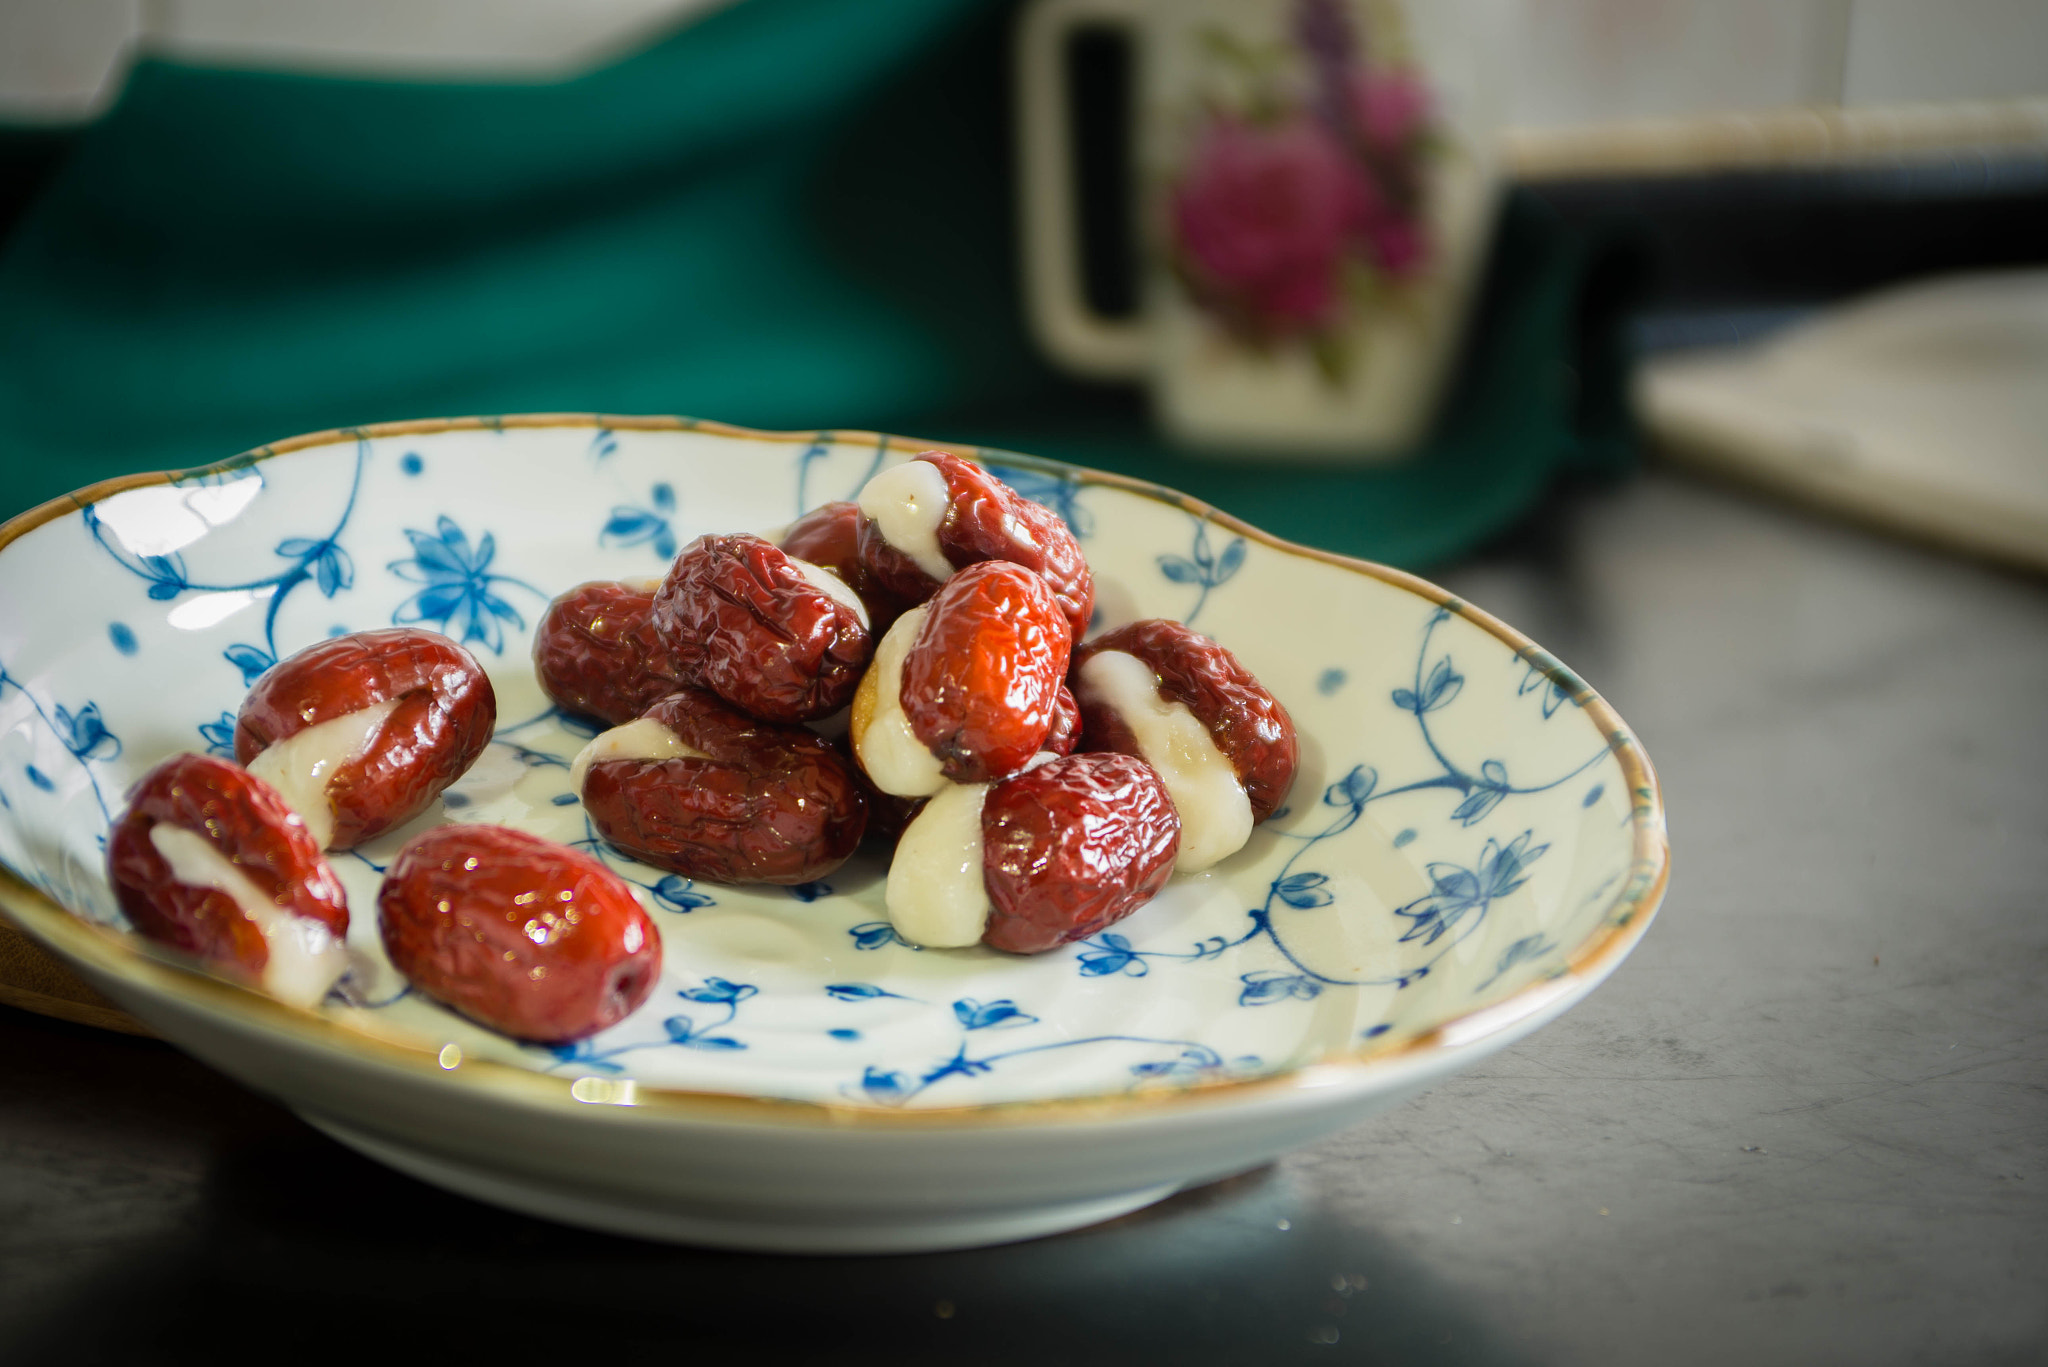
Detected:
left=0, top=422, right=1647, bottom=1109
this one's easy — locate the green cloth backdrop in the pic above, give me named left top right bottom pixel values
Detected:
left=0, top=0, right=1639, bottom=568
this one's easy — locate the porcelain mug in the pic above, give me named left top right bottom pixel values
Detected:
left=1017, top=0, right=1504, bottom=460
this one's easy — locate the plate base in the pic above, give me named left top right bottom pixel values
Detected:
left=301, top=1111, right=1179, bottom=1254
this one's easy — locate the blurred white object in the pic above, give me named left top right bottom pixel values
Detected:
left=1641, top=270, right=2048, bottom=571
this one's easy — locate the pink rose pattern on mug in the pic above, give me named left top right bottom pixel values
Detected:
left=1168, top=0, right=1439, bottom=383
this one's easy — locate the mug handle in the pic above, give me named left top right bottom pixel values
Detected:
left=1014, top=0, right=1148, bottom=381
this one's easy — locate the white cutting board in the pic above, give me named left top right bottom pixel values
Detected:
left=1640, top=269, right=2048, bottom=572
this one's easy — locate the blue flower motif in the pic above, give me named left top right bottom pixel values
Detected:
left=591, top=428, right=619, bottom=461
left=223, top=642, right=274, bottom=685
left=1451, top=759, right=1511, bottom=825
left=1130, top=1045, right=1224, bottom=1079
left=1396, top=832, right=1548, bottom=947
left=1317, top=667, right=1347, bottom=695
left=1518, top=660, right=1573, bottom=719
left=198, top=712, right=237, bottom=758
left=826, top=983, right=891, bottom=1002
left=52, top=702, right=120, bottom=762
left=788, top=880, right=832, bottom=903
left=388, top=515, right=534, bottom=654
left=599, top=483, right=677, bottom=560
left=1274, top=871, right=1333, bottom=909
left=1324, top=765, right=1377, bottom=808
left=546, top=1039, right=627, bottom=1073
left=1239, top=971, right=1322, bottom=1005
left=1157, top=521, right=1247, bottom=626
left=275, top=536, right=353, bottom=598
left=651, top=874, right=714, bottom=912
left=662, top=1014, right=745, bottom=1051
left=1393, top=656, right=1462, bottom=715
left=1078, top=932, right=1149, bottom=978
left=952, top=998, right=1036, bottom=1031
left=850, top=921, right=917, bottom=951
left=1477, top=933, right=1560, bottom=992
left=677, top=977, right=757, bottom=1006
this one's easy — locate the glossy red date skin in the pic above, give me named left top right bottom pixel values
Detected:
left=106, top=753, right=348, bottom=981
left=533, top=580, right=697, bottom=726
left=234, top=627, right=497, bottom=849
left=856, top=452, right=1094, bottom=637
left=981, top=753, right=1179, bottom=955
left=379, top=823, right=660, bottom=1043
left=652, top=533, right=872, bottom=725
left=582, top=687, right=868, bottom=885
left=900, top=560, right=1072, bottom=784
left=779, top=501, right=914, bottom=636
left=1074, top=619, right=1298, bottom=821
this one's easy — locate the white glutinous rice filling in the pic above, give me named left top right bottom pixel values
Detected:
left=246, top=697, right=401, bottom=849
left=856, top=459, right=954, bottom=583
left=147, top=822, right=347, bottom=1008
left=853, top=605, right=947, bottom=797
left=788, top=555, right=870, bottom=630
left=571, top=716, right=711, bottom=792
left=887, top=779, right=992, bottom=948
left=1079, top=650, right=1252, bottom=873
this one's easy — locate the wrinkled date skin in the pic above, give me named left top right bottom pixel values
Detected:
left=379, top=823, right=661, bottom=1043
left=653, top=534, right=872, bottom=725
left=1045, top=684, right=1082, bottom=757
left=582, top=688, right=869, bottom=885
left=981, top=753, right=1179, bottom=955
left=234, top=627, right=497, bottom=849
left=857, top=452, right=1094, bottom=637
left=1074, top=619, right=1298, bottom=821
left=533, top=580, right=696, bottom=726
left=901, top=560, right=1073, bottom=784
left=106, top=753, right=348, bottom=980
left=779, top=502, right=914, bottom=636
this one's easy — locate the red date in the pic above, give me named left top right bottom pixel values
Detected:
left=106, top=753, right=350, bottom=1002
left=652, top=533, right=872, bottom=725
left=379, top=823, right=661, bottom=1043
left=533, top=580, right=697, bottom=726
left=981, top=753, right=1179, bottom=954
left=856, top=452, right=1093, bottom=637
left=581, top=687, right=868, bottom=885
left=779, top=501, right=914, bottom=635
left=1073, top=619, right=1297, bottom=821
left=899, top=560, right=1072, bottom=784
left=234, top=628, right=496, bottom=849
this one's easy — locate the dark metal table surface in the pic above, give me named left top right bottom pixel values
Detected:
left=3, top=468, right=2043, bottom=1366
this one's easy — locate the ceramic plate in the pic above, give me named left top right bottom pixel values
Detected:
left=0, top=417, right=1667, bottom=1251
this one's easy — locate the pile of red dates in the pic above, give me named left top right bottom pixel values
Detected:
left=106, top=451, right=1296, bottom=1046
